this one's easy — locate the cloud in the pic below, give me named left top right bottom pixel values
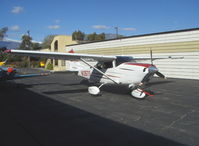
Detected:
left=11, top=6, right=24, bottom=14
left=92, top=25, right=110, bottom=29
left=55, top=19, right=61, bottom=23
left=48, top=25, right=60, bottom=29
left=10, top=25, right=20, bottom=31
left=121, top=27, right=136, bottom=31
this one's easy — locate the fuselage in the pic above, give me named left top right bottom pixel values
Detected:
left=78, top=62, right=158, bottom=86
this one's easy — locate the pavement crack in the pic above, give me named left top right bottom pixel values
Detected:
left=163, top=109, right=195, bottom=130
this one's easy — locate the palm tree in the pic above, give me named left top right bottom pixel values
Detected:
left=20, top=34, right=33, bottom=50
left=0, top=27, right=8, bottom=40
left=19, top=34, right=33, bottom=67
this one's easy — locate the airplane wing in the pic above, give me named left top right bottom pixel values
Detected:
left=133, top=56, right=184, bottom=61
left=3, top=49, right=183, bottom=62
left=5, top=49, right=116, bottom=62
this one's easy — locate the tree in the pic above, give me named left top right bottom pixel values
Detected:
left=72, top=30, right=85, bottom=41
left=19, top=34, right=33, bottom=50
left=32, top=43, right=41, bottom=50
left=0, top=27, right=8, bottom=40
left=96, top=33, right=105, bottom=41
left=72, top=30, right=106, bottom=42
left=87, top=32, right=105, bottom=41
left=42, top=35, right=56, bottom=49
left=87, top=32, right=97, bottom=41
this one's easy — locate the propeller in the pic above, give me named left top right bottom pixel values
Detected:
left=150, top=48, right=153, bottom=65
left=156, top=71, right=166, bottom=79
left=150, top=49, right=166, bottom=79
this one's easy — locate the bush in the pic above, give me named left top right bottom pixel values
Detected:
left=31, top=61, right=40, bottom=68
left=20, top=60, right=29, bottom=68
left=46, top=62, right=53, bottom=70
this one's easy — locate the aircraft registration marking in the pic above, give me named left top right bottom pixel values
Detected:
left=81, top=70, right=91, bottom=76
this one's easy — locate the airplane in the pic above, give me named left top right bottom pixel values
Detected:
left=1, top=47, right=182, bottom=99
left=0, top=48, right=49, bottom=82
left=0, top=66, right=49, bottom=82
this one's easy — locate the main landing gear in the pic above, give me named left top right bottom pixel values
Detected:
left=88, top=83, right=154, bottom=99
left=88, top=83, right=105, bottom=96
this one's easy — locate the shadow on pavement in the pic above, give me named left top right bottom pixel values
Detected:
left=43, top=88, right=88, bottom=94
left=0, top=83, right=186, bottom=146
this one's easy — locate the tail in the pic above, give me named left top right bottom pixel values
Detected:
left=0, top=59, right=7, bottom=66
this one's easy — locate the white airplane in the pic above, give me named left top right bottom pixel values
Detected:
left=3, top=48, right=181, bottom=99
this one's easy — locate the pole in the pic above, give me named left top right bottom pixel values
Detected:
left=114, top=27, right=118, bottom=39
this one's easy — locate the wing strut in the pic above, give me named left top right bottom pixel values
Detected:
left=80, top=58, right=119, bottom=84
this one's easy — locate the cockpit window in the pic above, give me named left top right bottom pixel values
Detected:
left=115, top=56, right=135, bottom=66
left=96, top=61, right=113, bottom=70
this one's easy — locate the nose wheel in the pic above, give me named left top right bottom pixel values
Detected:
left=131, top=88, right=154, bottom=99
left=131, top=89, right=147, bottom=99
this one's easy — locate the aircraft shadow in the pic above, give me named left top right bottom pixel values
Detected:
left=41, top=79, right=173, bottom=96
left=146, top=80, right=174, bottom=87
left=102, top=85, right=130, bottom=95
left=0, top=84, right=186, bottom=146
left=100, top=80, right=173, bottom=97
left=43, top=88, right=88, bottom=95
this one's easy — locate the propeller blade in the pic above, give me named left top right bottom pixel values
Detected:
left=156, top=71, right=166, bottom=79
left=150, top=48, right=153, bottom=65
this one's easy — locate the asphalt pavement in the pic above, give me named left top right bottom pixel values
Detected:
left=0, top=69, right=199, bottom=146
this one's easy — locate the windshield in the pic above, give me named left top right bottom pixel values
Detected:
left=115, top=56, right=135, bottom=66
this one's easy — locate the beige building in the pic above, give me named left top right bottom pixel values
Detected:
left=43, top=35, right=77, bottom=71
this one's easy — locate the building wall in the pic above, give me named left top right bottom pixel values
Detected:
left=66, top=28, right=199, bottom=80
left=50, top=35, right=77, bottom=71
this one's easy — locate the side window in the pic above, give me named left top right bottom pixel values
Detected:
left=95, top=61, right=113, bottom=70
left=54, top=40, right=58, bottom=51
left=104, top=61, right=113, bottom=69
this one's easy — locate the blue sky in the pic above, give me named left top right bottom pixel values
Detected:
left=1, top=0, right=199, bottom=42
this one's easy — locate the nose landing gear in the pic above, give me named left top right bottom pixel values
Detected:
left=131, top=88, right=154, bottom=99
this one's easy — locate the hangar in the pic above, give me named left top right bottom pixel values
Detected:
left=49, top=28, right=199, bottom=80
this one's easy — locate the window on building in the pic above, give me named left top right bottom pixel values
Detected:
left=61, top=60, right=65, bottom=66
left=55, top=59, right=58, bottom=66
left=54, top=40, right=58, bottom=51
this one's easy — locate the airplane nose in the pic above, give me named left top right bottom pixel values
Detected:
left=141, top=65, right=165, bottom=83
left=148, top=65, right=166, bottom=79
left=148, top=65, right=158, bottom=73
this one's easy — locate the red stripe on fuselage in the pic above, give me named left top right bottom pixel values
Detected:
left=125, top=63, right=154, bottom=68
